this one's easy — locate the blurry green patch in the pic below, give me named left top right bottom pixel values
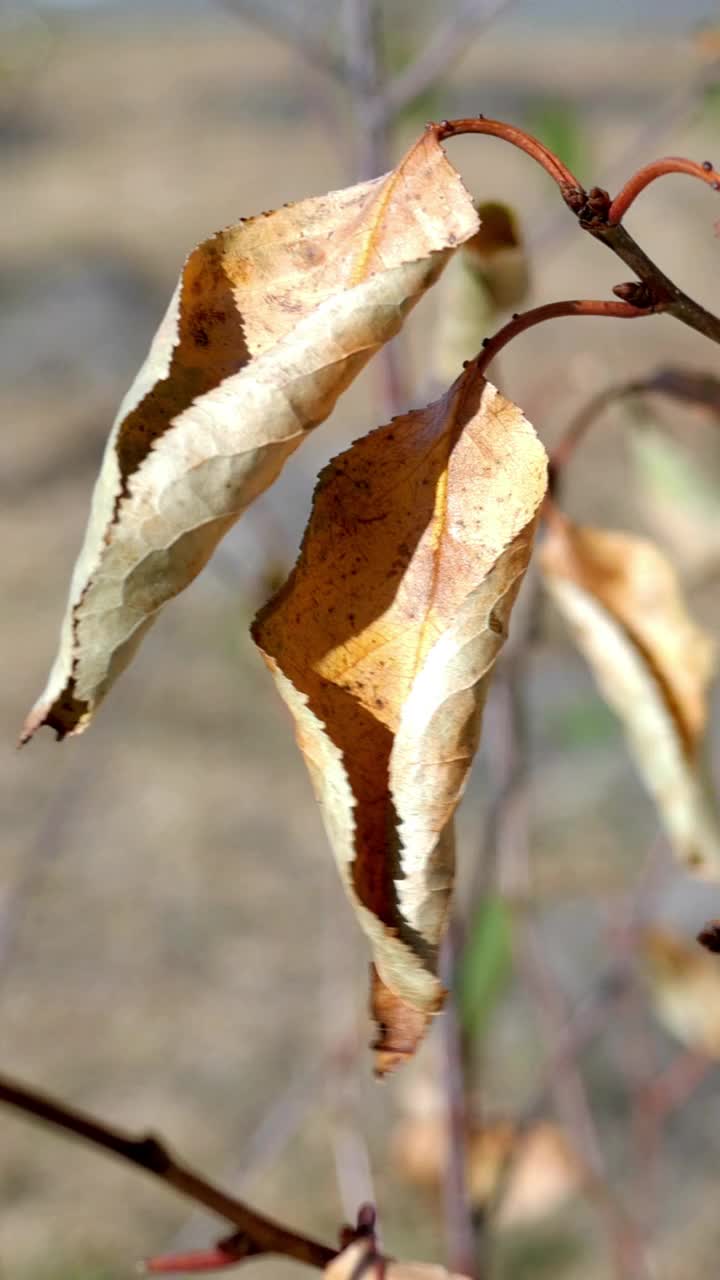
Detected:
left=524, top=100, right=585, bottom=177
left=701, top=80, right=720, bottom=122
left=458, top=896, right=513, bottom=1039
left=496, top=1224, right=584, bottom=1279
left=630, top=425, right=720, bottom=517
left=544, top=695, right=617, bottom=750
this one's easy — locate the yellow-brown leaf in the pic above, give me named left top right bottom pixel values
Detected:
left=253, top=364, right=547, bottom=1070
left=541, top=515, right=720, bottom=876
left=23, top=129, right=479, bottom=742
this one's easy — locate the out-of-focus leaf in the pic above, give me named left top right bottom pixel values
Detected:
left=471, top=203, right=530, bottom=313
left=253, top=365, right=547, bottom=1072
left=326, top=1240, right=469, bottom=1280
left=643, top=926, right=720, bottom=1057
left=458, top=895, right=513, bottom=1038
left=23, top=128, right=479, bottom=742
left=541, top=515, right=720, bottom=877
left=392, top=1115, right=583, bottom=1225
left=433, top=203, right=529, bottom=385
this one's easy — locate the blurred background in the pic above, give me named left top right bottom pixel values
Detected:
left=3, top=2, right=720, bottom=1277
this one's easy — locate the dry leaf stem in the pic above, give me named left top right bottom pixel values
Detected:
left=473, top=299, right=653, bottom=379
left=0, top=1073, right=336, bottom=1271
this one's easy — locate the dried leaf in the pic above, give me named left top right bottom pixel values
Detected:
left=253, top=365, right=547, bottom=1070
left=643, top=927, right=720, bottom=1057
left=23, top=129, right=479, bottom=742
left=326, top=1241, right=470, bottom=1280
left=433, top=202, right=529, bottom=385
left=470, top=202, right=530, bottom=312
left=540, top=514, right=720, bottom=876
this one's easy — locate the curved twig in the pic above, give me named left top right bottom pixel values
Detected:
left=608, top=156, right=720, bottom=225
left=473, top=298, right=654, bottom=379
left=435, top=116, right=584, bottom=206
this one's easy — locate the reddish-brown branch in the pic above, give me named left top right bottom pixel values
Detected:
left=608, top=156, right=720, bottom=225
left=435, top=117, right=720, bottom=346
left=549, top=363, right=720, bottom=490
left=0, top=1073, right=335, bottom=1271
left=435, top=116, right=584, bottom=207
left=143, top=1240, right=244, bottom=1274
left=473, top=299, right=653, bottom=379
left=548, top=381, right=641, bottom=485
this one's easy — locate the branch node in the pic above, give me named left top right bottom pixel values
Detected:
left=578, top=186, right=612, bottom=226
left=134, top=1134, right=173, bottom=1174
left=612, top=281, right=662, bottom=309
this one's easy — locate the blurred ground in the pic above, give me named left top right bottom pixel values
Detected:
left=3, top=5, right=720, bottom=1279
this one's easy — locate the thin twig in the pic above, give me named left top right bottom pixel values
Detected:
left=436, top=116, right=583, bottom=203
left=440, top=917, right=478, bottom=1280
left=0, top=1073, right=335, bottom=1270
left=341, top=0, right=407, bottom=415
left=381, top=0, right=516, bottom=121
left=583, top=217, right=720, bottom=345
left=435, top=116, right=720, bottom=347
left=549, top=380, right=643, bottom=485
left=218, top=0, right=346, bottom=81
left=550, top=363, right=720, bottom=485
left=608, top=156, right=720, bottom=225
left=473, top=298, right=653, bottom=379
left=475, top=572, right=653, bottom=1279
left=528, top=68, right=720, bottom=258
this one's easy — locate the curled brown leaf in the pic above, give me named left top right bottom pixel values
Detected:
left=253, top=364, right=547, bottom=1070
left=541, top=514, right=720, bottom=876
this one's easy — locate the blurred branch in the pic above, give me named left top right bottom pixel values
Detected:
left=342, top=0, right=386, bottom=178
left=440, top=916, right=478, bottom=1280
left=219, top=0, right=346, bottom=81
left=0, top=1073, right=335, bottom=1271
left=549, top=364, right=720, bottom=486
left=469, top=569, right=653, bottom=1278
left=532, top=60, right=720, bottom=256
left=380, top=0, right=515, bottom=122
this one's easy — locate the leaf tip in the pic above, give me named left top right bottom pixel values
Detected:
left=370, top=966, right=435, bottom=1077
left=20, top=686, right=90, bottom=746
